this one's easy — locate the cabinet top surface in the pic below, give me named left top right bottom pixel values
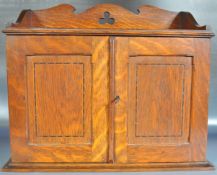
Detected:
left=3, top=3, right=214, bottom=37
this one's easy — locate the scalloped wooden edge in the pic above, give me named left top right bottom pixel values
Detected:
left=3, top=3, right=213, bottom=33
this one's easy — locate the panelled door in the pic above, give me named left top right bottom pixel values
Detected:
left=114, top=37, right=202, bottom=163
left=8, top=36, right=109, bottom=163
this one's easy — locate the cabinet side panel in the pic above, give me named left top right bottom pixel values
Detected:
left=6, top=36, right=27, bottom=162
left=190, top=38, right=211, bottom=161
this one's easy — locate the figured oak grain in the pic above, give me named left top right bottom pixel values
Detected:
left=35, top=63, right=84, bottom=137
left=27, top=56, right=91, bottom=145
left=135, top=64, right=184, bottom=137
left=128, top=56, right=192, bottom=146
left=4, top=3, right=208, bottom=31
left=115, top=38, right=196, bottom=163
left=3, top=3, right=214, bottom=172
left=7, top=36, right=109, bottom=163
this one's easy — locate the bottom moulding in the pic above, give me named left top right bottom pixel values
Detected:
left=1, top=159, right=215, bottom=172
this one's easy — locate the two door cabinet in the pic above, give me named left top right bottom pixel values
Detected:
left=2, top=3, right=214, bottom=172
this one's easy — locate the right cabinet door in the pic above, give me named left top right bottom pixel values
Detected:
left=114, top=37, right=210, bottom=163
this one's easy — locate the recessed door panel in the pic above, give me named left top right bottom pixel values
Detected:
left=36, top=63, right=84, bottom=138
left=128, top=56, right=192, bottom=145
left=27, top=56, right=91, bottom=145
left=135, top=64, right=183, bottom=137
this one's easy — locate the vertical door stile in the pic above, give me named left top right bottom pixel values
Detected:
left=91, top=36, right=110, bottom=162
left=108, top=36, right=115, bottom=163
left=114, top=37, right=129, bottom=163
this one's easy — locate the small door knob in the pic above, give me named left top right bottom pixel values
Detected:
left=112, top=96, right=120, bottom=104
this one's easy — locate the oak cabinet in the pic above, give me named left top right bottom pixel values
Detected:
left=2, top=3, right=214, bottom=172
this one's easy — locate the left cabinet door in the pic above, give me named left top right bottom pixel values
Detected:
left=7, top=36, right=110, bottom=163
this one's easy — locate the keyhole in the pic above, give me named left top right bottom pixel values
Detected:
left=99, top=11, right=115, bottom=25
left=112, top=96, right=120, bottom=104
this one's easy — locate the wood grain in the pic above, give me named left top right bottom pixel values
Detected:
left=91, top=36, right=110, bottom=162
left=4, top=4, right=208, bottom=31
left=3, top=3, right=214, bottom=172
left=2, top=159, right=215, bottom=172
left=27, top=55, right=91, bottom=145
left=114, top=37, right=129, bottom=163
left=108, top=37, right=115, bottom=163
left=35, top=63, right=84, bottom=137
left=6, top=36, right=109, bottom=163
left=114, top=37, right=204, bottom=163
left=128, top=56, right=192, bottom=145
left=3, top=28, right=214, bottom=38
left=129, top=37, right=194, bottom=56
left=189, top=38, right=211, bottom=161
left=135, top=64, right=184, bottom=137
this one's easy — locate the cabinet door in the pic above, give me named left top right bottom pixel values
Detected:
left=7, top=36, right=109, bottom=163
left=115, top=37, right=209, bottom=163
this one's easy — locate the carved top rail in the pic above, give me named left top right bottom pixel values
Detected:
left=3, top=3, right=214, bottom=37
